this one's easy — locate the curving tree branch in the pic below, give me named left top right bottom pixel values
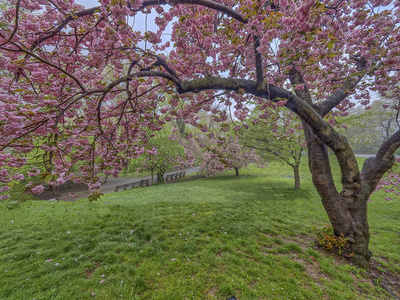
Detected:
left=0, top=0, right=21, bottom=47
left=27, top=0, right=246, bottom=50
left=8, top=41, right=87, bottom=92
left=30, top=6, right=101, bottom=50
left=140, top=0, right=247, bottom=24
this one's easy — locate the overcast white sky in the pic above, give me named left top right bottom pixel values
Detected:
left=75, top=0, right=98, bottom=7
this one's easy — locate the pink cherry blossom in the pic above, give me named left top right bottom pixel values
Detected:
left=31, top=185, right=45, bottom=194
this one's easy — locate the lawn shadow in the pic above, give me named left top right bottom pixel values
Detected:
left=198, top=175, right=314, bottom=203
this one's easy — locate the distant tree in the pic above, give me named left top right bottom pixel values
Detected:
left=242, top=108, right=306, bottom=188
left=128, top=133, right=189, bottom=184
left=179, top=134, right=265, bottom=177
left=338, top=99, right=399, bottom=154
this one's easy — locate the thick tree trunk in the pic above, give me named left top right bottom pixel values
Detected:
left=305, top=123, right=372, bottom=264
left=288, top=68, right=373, bottom=264
left=292, top=164, right=300, bottom=189
left=234, top=167, right=239, bottom=176
left=312, top=166, right=372, bottom=264
left=338, top=193, right=371, bottom=264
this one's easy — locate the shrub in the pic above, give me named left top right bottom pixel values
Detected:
left=312, top=224, right=353, bottom=257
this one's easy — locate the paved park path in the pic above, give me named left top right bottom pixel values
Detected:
left=58, top=167, right=199, bottom=201
left=355, top=154, right=400, bottom=158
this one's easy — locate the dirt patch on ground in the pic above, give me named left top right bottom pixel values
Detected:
left=259, top=234, right=400, bottom=299
left=368, top=259, right=400, bottom=299
left=86, top=261, right=101, bottom=279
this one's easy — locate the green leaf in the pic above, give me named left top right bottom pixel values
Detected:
left=88, top=193, right=103, bottom=202
left=44, top=174, right=54, bottom=183
left=12, top=88, right=26, bottom=93
left=0, top=22, right=9, bottom=29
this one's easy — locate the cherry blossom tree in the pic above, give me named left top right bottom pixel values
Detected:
left=183, top=135, right=265, bottom=177
left=1, top=0, right=400, bottom=263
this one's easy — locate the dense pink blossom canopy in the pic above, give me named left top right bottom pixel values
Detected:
left=0, top=0, right=399, bottom=194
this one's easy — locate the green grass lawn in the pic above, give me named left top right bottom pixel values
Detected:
left=1, top=158, right=399, bottom=299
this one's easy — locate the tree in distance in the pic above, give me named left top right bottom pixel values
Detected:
left=241, top=106, right=306, bottom=189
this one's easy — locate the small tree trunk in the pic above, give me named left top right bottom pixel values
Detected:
left=234, top=167, right=240, bottom=176
left=176, top=118, right=186, bottom=138
left=293, top=164, right=300, bottom=189
left=157, top=171, right=165, bottom=183
left=151, top=169, right=154, bottom=185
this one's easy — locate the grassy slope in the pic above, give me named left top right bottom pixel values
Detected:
left=0, top=158, right=399, bottom=299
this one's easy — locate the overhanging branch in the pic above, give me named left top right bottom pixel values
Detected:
left=140, top=0, right=247, bottom=24
left=9, top=41, right=86, bottom=92
left=25, top=0, right=246, bottom=50
left=0, top=0, right=21, bottom=47
left=30, top=6, right=101, bottom=50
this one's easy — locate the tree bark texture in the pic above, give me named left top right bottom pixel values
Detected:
left=292, top=164, right=300, bottom=189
